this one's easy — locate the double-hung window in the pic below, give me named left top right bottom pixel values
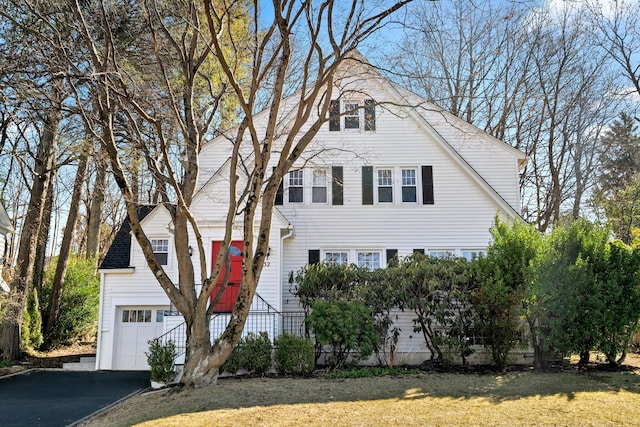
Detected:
left=288, top=170, right=304, bottom=203
left=152, top=239, right=169, bottom=266
left=363, top=165, right=434, bottom=205
left=312, top=169, right=328, bottom=203
left=325, top=251, right=349, bottom=266
left=358, top=251, right=381, bottom=270
left=401, top=169, right=417, bottom=203
left=344, top=102, right=360, bottom=129
left=377, top=169, right=393, bottom=203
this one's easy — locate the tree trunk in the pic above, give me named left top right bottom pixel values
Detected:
left=43, top=152, right=89, bottom=348
left=0, top=101, right=60, bottom=360
left=579, top=350, right=590, bottom=366
left=181, top=273, right=259, bottom=387
left=180, top=318, right=224, bottom=388
left=32, top=168, right=55, bottom=299
left=86, top=154, right=106, bottom=260
left=527, top=317, right=546, bottom=370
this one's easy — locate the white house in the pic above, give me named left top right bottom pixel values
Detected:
left=96, top=56, right=527, bottom=371
left=0, top=202, right=13, bottom=294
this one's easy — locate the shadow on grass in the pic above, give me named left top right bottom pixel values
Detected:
left=84, top=362, right=640, bottom=427
left=106, top=367, right=640, bottom=422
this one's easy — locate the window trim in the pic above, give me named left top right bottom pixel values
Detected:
left=401, top=168, right=418, bottom=203
left=343, top=102, right=360, bottom=130
left=312, top=168, right=328, bottom=204
left=324, top=251, right=349, bottom=266
left=357, top=250, right=382, bottom=271
left=376, top=168, right=394, bottom=204
left=151, top=238, right=170, bottom=266
left=287, top=169, right=304, bottom=203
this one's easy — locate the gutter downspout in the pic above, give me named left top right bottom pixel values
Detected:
left=278, top=225, right=294, bottom=312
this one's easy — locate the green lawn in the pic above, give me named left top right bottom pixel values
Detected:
left=84, top=367, right=640, bottom=426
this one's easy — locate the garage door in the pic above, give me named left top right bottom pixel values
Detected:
left=114, top=306, right=168, bottom=370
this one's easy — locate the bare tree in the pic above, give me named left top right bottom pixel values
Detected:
left=43, top=143, right=89, bottom=348
left=0, top=22, right=64, bottom=357
left=44, top=0, right=413, bottom=387
left=589, top=0, right=640, bottom=106
left=85, top=152, right=107, bottom=260
left=393, top=0, right=621, bottom=230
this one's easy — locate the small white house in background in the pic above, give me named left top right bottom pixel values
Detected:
left=96, top=54, right=527, bottom=371
left=0, top=202, right=14, bottom=294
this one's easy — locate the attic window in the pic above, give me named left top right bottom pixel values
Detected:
left=328, top=99, right=376, bottom=131
left=344, top=103, right=360, bottom=129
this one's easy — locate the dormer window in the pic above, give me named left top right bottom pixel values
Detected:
left=329, top=99, right=376, bottom=132
left=152, top=239, right=169, bottom=266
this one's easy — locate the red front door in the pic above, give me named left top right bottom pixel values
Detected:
left=211, top=241, right=243, bottom=312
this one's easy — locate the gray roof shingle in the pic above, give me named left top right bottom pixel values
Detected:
left=100, top=205, right=157, bottom=269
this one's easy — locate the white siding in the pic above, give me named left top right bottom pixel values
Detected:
left=277, top=102, right=513, bottom=311
left=0, top=234, right=5, bottom=261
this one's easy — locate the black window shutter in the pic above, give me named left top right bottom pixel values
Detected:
left=413, top=249, right=425, bottom=254
left=364, top=99, right=376, bottom=131
left=332, top=166, right=343, bottom=205
left=274, top=167, right=283, bottom=205
left=329, top=100, right=340, bottom=131
left=422, top=165, right=434, bottom=205
left=308, top=250, right=320, bottom=265
left=386, top=249, right=398, bottom=267
left=362, top=166, right=373, bottom=205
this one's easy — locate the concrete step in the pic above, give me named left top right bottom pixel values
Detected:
left=63, top=357, right=96, bottom=371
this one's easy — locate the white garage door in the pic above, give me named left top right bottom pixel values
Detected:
left=114, top=306, right=168, bottom=370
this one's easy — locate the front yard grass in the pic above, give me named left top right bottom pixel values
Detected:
left=84, top=366, right=640, bottom=426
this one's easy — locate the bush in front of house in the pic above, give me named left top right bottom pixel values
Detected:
left=274, top=333, right=315, bottom=376
left=146, top=338, right=177, bottom=384
left=221, top=331, right=272, bottom=376
left=242, top=332, right=272, bottom=375
left=306, top=300, right=379, bottom=369
left=220, top=341, right=243, bottom=375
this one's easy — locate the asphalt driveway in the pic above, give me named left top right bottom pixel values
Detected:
left=0, top=370, right=149, bottom=427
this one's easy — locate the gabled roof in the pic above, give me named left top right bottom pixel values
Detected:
left=193, top=157, right=292, bottom=229
left=202, top=51, right=526, bottom=219
left=100, top=205, right=156, bottom=269
left=380, top=81, right=526, bottom=218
